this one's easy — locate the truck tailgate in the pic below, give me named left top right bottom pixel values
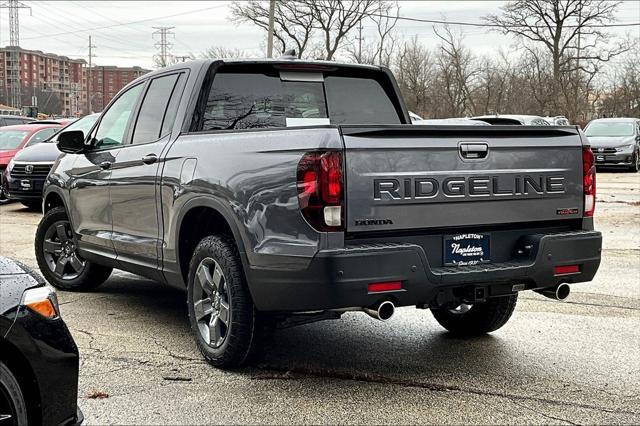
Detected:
left=341, top=125, right=584, bottom=233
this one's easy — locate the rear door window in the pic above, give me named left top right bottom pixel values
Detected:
left=132, top=73, right=183, bottom=144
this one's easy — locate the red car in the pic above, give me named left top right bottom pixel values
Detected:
left=0, top=124, right=61, bottom=203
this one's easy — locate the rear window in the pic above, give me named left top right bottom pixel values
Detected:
left=324, top=76, right=399, bottom=125
left=201, top=68, right=401, bottom=131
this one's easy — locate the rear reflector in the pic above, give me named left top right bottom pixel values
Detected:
left=554, top=265, right=580, bottom=275
left=368, top=281, right=402, bottom=293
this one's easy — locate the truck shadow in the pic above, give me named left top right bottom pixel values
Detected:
left=92, top=273, right=516, bottom=383
left=254, top=313, right=516, bottom=383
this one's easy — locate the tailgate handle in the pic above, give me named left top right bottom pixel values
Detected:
left=460, top=143, right=488, bottom=159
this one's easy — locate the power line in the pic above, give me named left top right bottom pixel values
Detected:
left=366, top=11, right=640, bottom=28
left=20, top=4, right=226, bottom=41
left=27, top=1, right=155, bottom=52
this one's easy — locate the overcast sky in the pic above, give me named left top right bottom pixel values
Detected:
left=3, top=1, right=639, bottom=69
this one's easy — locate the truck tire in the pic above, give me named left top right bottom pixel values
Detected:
left=0, top=361, right=28, bottom=426
left=431, top=294, right=518, bottom=336
left=187, top=235, right=256, bottom=368
left=35, top=207, right=112, bottom=291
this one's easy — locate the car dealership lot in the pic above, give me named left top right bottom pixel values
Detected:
left=0, top=170, right=638, bottom=425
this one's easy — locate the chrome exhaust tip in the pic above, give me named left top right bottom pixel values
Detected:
left=364, top=300, right=396, bottom=321
left=537, top=283, right=571, bottom=301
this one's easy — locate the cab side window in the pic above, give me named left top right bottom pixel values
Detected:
left=93, top=84, right=144, bottom=148
left=131, top=73, right=183, bottom=145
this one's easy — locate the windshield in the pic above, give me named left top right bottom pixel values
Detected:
left=585, top=122, right=635, bottom=137
left=0, top=130, right=29, bottom=150
left=48, top=115, right=99, bottom=142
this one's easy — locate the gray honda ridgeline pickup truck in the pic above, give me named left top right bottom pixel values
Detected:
left=35, top=59, right=602, bottom=368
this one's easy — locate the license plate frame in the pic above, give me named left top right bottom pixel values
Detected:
left=20, top=179, right=32, bottom=190
left=444, top=233, right=490, bottom=266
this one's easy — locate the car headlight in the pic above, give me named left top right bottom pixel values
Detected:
left=6, top=158, right=15, bottom=173
left=21, top=285, right=60, bottom=319
left=615, top=144, right=634, bottom=152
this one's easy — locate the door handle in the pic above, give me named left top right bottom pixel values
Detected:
left=460, top=143, right=488, bottom=159
left=99, top=161, right=112, bottom=170
left=141, top=154, right=158, bottom=165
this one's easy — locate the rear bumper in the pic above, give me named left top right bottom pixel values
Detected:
left=248, top=230, right=602, bottom=311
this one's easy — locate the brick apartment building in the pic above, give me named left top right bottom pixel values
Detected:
left=0, top=46, right=150, bottom=116
left=0, top=46, right=86, bottom=115
left=88, top=65, right=149, bottom=112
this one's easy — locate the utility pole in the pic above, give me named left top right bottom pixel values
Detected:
left=153, top=26, right=174, bottom=68
left=576, top=0, right=582, bottom=121
left=357, top=21, right=364, bottom=63
left=87, top=35, right=96, bottom=113
left=0, top=0, right=31, bottom=109
left=266, top=0, right=275, bottom=58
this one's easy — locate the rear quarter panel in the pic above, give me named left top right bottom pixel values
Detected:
left=160, top=127, right=344, bottom=283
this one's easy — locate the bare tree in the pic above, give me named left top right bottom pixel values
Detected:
left=433, top=26, right=479, bottom=117
left=306, top=0, right=389, bottom=60
left=485, top=1, right=624, bottom=79
left=393, top=36, right=434, bottom=116
left=201, top=46, right=250, bottom=59
left=231, top=1, right=315, bottom=58
left=598, top=43, right=640, bottom=117
left=345, top=1, right=399, bottom=66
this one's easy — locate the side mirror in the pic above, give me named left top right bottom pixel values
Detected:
left=57, top=130, right=87, bottom=153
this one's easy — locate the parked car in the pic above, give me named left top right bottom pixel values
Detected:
left=2, top=114, right=99, bottom=210
left=36, top=59, right=601, bottom=369
left=408, top=111, right=424, bottom=123
left=26, top=119, right=75, bottom=126
left=0, top=257, right=82, bottom=425
left=0, top=124, right=62, bottom=204
left=414, top=118, right=491, bottom=126
left=471, top=114, right=551, bottom=126
left=584, top=118, right=640, bottom=172
left=0, top=115, right=32, bottom=128
left=544, top=116, right=570, bottom=126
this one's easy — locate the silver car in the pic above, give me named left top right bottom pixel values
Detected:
left=471, top=114, right=551, bottom=126
left=584, top=118, right=640, bottom=172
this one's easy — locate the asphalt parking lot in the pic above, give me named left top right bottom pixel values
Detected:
left=1, top=170, right=638, bottom=425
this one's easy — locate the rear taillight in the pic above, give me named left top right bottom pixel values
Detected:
left=583, top=147, right=596, bottom=217
left=297, top=151, right=344, bottom=231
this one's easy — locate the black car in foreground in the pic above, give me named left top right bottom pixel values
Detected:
left=0, top=257, right=82, bottom=426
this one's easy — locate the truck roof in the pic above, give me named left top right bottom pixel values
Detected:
left=139, top=58, right=385, bottom=81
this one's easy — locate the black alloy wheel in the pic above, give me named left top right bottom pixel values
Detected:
left=42, top=219, right=86, bottom=280
left=35, top=207, right=112, bottom=291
